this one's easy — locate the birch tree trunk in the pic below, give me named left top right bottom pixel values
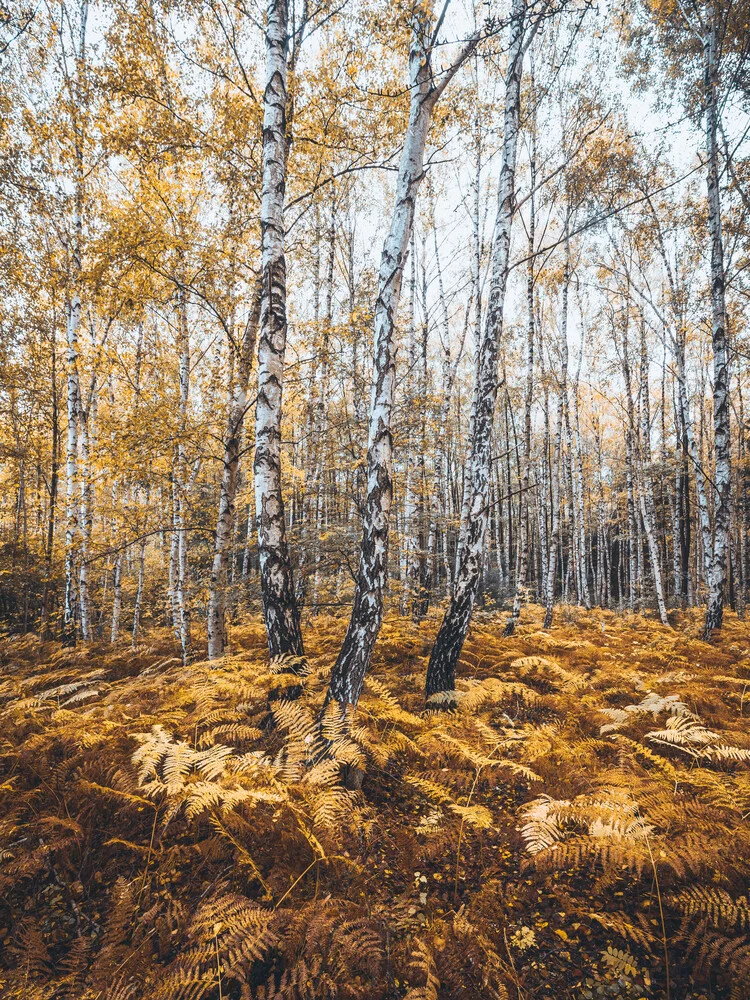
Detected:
left=454, top=97, right=483, bottom=583
left=426, top=0, right=527, bottom=695
left=504, top=140, right=535, bottom=636
left=41, top=328, right=60, bottom=640
left=542, top=229, right=570, bottom=630
left=638, top=319, right=669, bottom=624
left=620, top=306, right=638, bottom=611
left=64, top=278, right=81, bottom=645
left=132, top=536, right=146, bottom=650
left=207, top=284, right=261, bottom=659
left=78, top=379, right=95, bottom=641
left=703, top=8, right=731, bottom=638
left=254, top=0, right=304, bottom=659
left=432, top=231, right=467, bottom=601
left=327, top=12, right=478, bottom=709
left=402, top=236, right=419, bottom=614
left=62, top=0, right=88, bottom=646
left=110, top=554, right=122, bottom=642
left=572, top=343, right=590, bottom=609
left=311, top=193, right=336, bottom=611
left=173, top=292, right=193, bottom=664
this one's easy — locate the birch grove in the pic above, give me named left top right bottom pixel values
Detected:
left=0, top=0, right=748, bottom=705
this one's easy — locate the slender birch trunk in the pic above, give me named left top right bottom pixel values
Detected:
left=168, top=473, right=180, bottom=636
left=703, top=8, right=731, bottom=638
left=426, top=0, right=528, bottom=695
left=254, top=0, right=304, bottom=659
left=174, top=292, right=193, bottom=664
left=413, top=233, right=430, bottom=622
left=543, top=382, right=565, bottom=627
left=41, top=327, right=60, bottom=639
left=455, top=93, right=483, bottom=582
left=542, top=229, right=570, bottom=630
left=110, top=554, right=122, bottom=642
left=504, top=183, right=534, bottom=634
left=618, top=304, right=638, bottom=611
left=62, top=0, right=88, bottom=646
left=327, top=12, right=478, bottom=709
left=638, top=319, right=669, bottom=624
left=207, top=283, right=261, bottom=659
left=312, top=195, right=336, bottom=612
left=572, top=340, right=590, bottom=609
left=132, top=536, right=146, bottom=650
left=78, top=378, right=95, bottom=641
left=402, top=236, right=419, bottom=614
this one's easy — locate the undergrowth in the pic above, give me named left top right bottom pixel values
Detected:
left=1, top=605, right=749, bottom=999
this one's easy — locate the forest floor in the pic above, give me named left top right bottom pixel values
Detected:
left=1, top=605, right=750, bottom=1000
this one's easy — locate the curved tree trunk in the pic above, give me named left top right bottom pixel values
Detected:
left=327, top=14, right=478, bottom=710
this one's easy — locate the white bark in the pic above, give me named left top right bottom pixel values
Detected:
left=132, top=537, right=146, bottom=650
left=703, top=7, right=731, bottom=637
left=62, top=0, right=88, bottom=645
left=638, top=321, right=669, bottom=624
left=543, top=229, right=570, bottom=630
left=254, top=0, right=304, bottom=658
left=328, top=11, right=479, bottom=709
left=505, top=118, right=536, bottom=636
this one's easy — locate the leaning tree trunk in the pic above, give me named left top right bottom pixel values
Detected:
left=703, top=9, right=731, bottom=638
left=207, top=283, right=261, bottom=659
left=254, top=0, right=304, bottom=659
left=326, top=13, right=478, bottom=710
left=426, top=0, right=527, bottom=696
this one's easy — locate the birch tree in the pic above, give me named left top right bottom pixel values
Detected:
left=326, top=4, right=480, bottom=710
left=207, top=282, right=261, bottom=659
left=254, top=0, right=304, bottom=658
left=426, top=0, right=534, bottom=696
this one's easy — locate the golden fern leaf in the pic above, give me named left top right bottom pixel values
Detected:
left=671, top=886, right=750, bottom=930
